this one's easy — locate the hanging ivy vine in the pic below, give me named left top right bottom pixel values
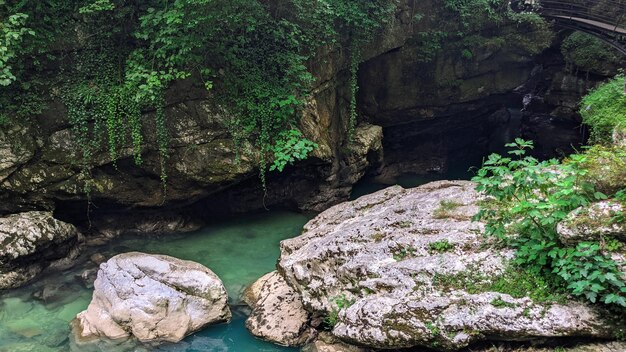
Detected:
left=1, top=0, right=399, bottom=194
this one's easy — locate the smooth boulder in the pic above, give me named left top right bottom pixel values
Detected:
left=73, top=252, right=231, bottom=345
left=245, top=271, right=316, bottom=346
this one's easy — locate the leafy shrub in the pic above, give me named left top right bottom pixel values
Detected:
left=580, top=75, right=626, bottom=145
left=473, top=139, right=626, bottom=308
left=561, top=32, right=621, bottom=73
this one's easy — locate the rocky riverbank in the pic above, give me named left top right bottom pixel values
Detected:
left=245, top=180, right=626, bottom=351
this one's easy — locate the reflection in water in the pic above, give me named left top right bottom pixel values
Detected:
left=0, top=211, right=307, bottom=352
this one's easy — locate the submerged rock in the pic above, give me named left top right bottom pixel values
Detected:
left=245, top=271, right=316, bottom=346
left=0, top=211, right=82, bottom=290
left=276, top=181, right=621, bottom=350
left=73, top=252, right=230, bottom=345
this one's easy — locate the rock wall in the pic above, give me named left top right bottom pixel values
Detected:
left=0, top=0, right=611, bottom=235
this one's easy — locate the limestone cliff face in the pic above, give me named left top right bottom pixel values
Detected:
left=0, top=0, right=576, bottom=230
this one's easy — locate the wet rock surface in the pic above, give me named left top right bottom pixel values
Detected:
left=0, top=211, right=82, bottom=290
left=275, top=181, right=620, bottom=350
left=73, top=252, right=231, bottom=345
left=245, top=271, right=316, bottom=346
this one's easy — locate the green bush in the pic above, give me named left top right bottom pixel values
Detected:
left=580, top=75, right=626, bottom=145
left=324, top=294, right=355, bottom=328
left=473, top=139, right=626, bottom=308
left=561, top=32, right=621, bottom=73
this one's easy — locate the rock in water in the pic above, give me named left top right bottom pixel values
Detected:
left=245, top=271, right=316, bottom=346
left=73, top=252, right=231, bottom=345
left=241, top=271, right=274, bottom=308
left=277, top=181, right=621, bottom=350
left=0, top=211, right=82, bottom=289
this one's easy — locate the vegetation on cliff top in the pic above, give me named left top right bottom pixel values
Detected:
left=561, top=32, right=622, bottom=74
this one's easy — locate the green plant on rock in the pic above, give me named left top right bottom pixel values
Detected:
left=2, top=0, right=399, bottom=194
left=561, top=31, right=621, bottom=74
left=393, top=245, right=417, bottom=261
left=428, top=239, right=454, bottom=253
left=433, top=200, right=463, bottom=219
left=0, top=12, right=34, bottom=86
left=490, top=296, right=516, bottom=308
left=324, top=294, right=356, bottom=328
left=580, top=75, right=626, bottom=145
left=473, top=138, right=626, bottom=308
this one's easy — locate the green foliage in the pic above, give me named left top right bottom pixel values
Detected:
left=490, top=296, right=516, bottom=308
left=79, top=0, right=114, bottom=14
left=269, top=129, right=317, bottom=172
left=561, top=32, right=621, bottom=73
left=324, top=294, right=356, bottom=328
left=433, top=200, right=463, bottom=219
left=1, top=0, right=399, bottom=193
left=428, top=239, right=454, bottom=253
left=473, top=139, right=626, bottom=308
left=414, top=30, right=447, bottom=63
left=461, top=49, right=473, bottom=60
left=0, top=12, right=34, bottom=86
left=392, top=245, right=417, bottom=261
left=432, top=264, right=568, bottom=303
left=414, top=0, right=551, bottom=62
left=487, top=267, right=567, bottom=303
left=580, top=75, right=626, bottom=145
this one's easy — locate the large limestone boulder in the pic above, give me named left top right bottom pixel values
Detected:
left=277, top=181, right=621, bottom=350
left=73, top=252, right=231, bottom=345
left=245, top=271, right=316, bottom=346
left=0, top=211, right=82, bottom=289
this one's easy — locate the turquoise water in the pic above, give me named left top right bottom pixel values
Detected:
left=0, top=210, right=309, bottom=352
left=350, top=169, right=474, bottom=200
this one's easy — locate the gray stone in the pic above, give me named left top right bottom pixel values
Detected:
left=0, top=211, right=82, bottom=289
left=277, top=181, right=620, bottom=350
left=73, top=252, right=230, bottom=345
left=245, top=271, right=316, bottom=346
left=241, top=271, right=274, bottom=308
left=558, top=201, right=626, bottom=243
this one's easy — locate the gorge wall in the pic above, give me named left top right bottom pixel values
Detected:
left=0, top=0, right=619, bottom=236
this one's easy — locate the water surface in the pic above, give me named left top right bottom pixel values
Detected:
left=0, top=211, right=308, bottom=352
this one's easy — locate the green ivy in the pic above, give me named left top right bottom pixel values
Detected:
left=1, top=0, right=399, bottom=194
